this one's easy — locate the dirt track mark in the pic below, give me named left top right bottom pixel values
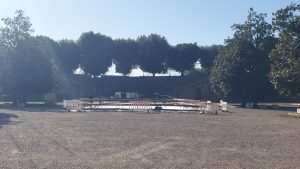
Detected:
left=99, top=141, right=178, bottom=165
left=4, top=127, right=38, bottom=169
left=21, top=116, right=76, bottom=156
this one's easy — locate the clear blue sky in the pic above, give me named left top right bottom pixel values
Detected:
left=0, top=0, right=297, bottom=46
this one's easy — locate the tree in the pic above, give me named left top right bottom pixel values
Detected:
left=211, top=39, right=259, bottom=106
left=113, top=39, right=138, bottom=76
left=0, top=10, right=54, bottom=105
left=210, top=8, right=274, bottom=107
left=57, top=40, right=80, bottom=74
left=35, top=36, right=60, bottom=70
left=0, top=47, right=13, bottom=95
left=0, top=10, right=34, bottom=48
left=167, top=43, right=200, bottom=76
left=78, top=31, right=115, bottom=77
left=199, top=45, right=222, bottom=72
left=136, top=34, right=171, bottom=76
left=36, top=36, right=81, bottom=74
left=0, top=38, right=54, bottom=105
left=270, top=3, right=300, bottom=96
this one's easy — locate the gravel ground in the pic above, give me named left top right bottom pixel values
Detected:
left=0, top=107, right=300, bottom=169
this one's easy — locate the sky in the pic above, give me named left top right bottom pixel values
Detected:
left=0, top=0, right=297, bottom=46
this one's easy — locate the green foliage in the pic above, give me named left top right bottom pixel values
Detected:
left=0, top=10, right=34, bottom=48
left=199, top=45, right=222, bottom=72
left=0, top=38, right=54, bottom=101
left=210, top=8, right=274, bottom=105
left=136, top=34, right=171, bottom=76
left=36, top=36, right=80, bottom=74
left=78, top=31, right=115, bottom=76
left=35, top=36, right=60, bottom=70
left=270, top=3, right=300, bottom=96
left=0, top=11, right=54, bottom=104
left=57, top=40, right=80, bottom=73
left=211, top=39, right=261, bottom=96
left=4, top=5, right=300, bottom=102
left=113, top=39, right=138, bottom=76
left=167, top=43, right=200, bottom=75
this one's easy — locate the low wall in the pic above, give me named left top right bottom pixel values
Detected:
left=55, top=73, right=217, bottom=100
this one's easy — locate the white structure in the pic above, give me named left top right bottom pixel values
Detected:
left=114, top=92, right=122, bottom=98
left=63, top=100, right=83, bottom=112
left=220, top=100, right=228, bottom=112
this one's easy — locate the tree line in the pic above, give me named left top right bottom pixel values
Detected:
left=8, top=27, right=220, bottom=78
left=0, top=3, right=299, bottom=106
left=58, top=32, right=220, bottom=77
left=0, top=10, right=219, bottom=105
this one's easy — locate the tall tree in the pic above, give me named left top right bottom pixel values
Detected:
left=36, top=36, right=60, bottom=70
left=270, top=3, right=300, bottom=96
left=0, top=10, right=54, bottom=105
left=113, top=39, right=138, bottom=76
left=210, top=8, right=274, bottom=107
left=167, top=43, right=200, bottom=76
left=57, top=39, right=80, bottom=74
left=78, top=31, right=114, bottom=77
left=210, top=39, right=259, bottom=105
left=136, top=34, right=171, bottom=76
left=0, top=10, right=34, bottom=48
left=0, top=38, right=54, bottom=105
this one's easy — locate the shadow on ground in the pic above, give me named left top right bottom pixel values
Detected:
left=0, top=113, right=19, bottom=128
left=0, top=104, right=66, bottom=113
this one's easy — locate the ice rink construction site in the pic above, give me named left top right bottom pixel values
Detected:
left=63, top=98, right=228, bottom=113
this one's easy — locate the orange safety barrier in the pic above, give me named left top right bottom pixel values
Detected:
left=131, top=100, right=152, bottom=112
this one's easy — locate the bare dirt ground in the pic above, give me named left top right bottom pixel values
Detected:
left=0, top=107, right=300, bottom=169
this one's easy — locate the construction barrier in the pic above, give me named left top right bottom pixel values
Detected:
left=63, top=99, right=227, bottom=113
left=131, top=100, right=152, bottom=112
left=204, top=101, right=220, bottom=113
left=172, top=100, right=220, bottom=113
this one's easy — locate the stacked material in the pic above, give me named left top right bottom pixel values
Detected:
left=63, top=98, right=227, bottom=113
